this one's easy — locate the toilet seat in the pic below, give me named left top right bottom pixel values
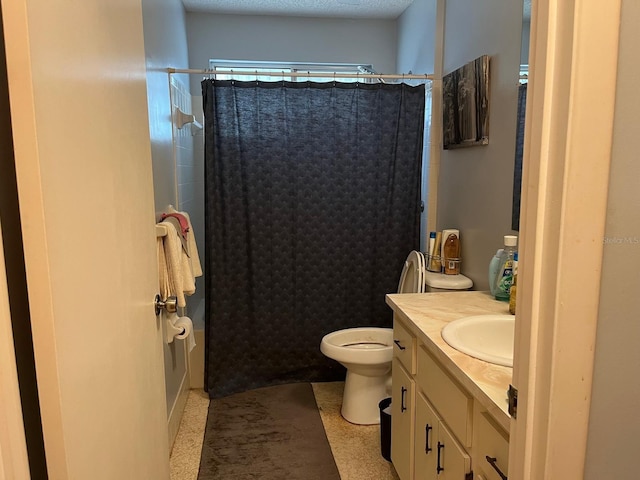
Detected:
left=397, top=250, right=426, bottom=293
left=340, top=341, right=389, bottom=348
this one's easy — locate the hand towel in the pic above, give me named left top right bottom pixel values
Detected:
left=161, top=212, right=190, bottom=238
left=160, top=221, right=186, bottom=307
left=157, top=237, right=170, bottom=303
left=168, top=206, right=202, bottom=278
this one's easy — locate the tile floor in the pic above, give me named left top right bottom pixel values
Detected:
left=169, top=382, right=399, bottom=480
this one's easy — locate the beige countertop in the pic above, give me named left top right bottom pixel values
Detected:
left=385, top=291, right=513, bottom=432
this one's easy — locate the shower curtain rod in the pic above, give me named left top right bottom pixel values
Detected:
left=167, top=67, right=433, bottom=81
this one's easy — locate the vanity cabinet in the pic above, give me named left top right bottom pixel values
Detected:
left=415, top=391, right=471, bottom=480
left=392, top=358, right=415, bottom=480
left=414, top=346, right=472, bottom=480
left=391, top=319, right=417, bottom=480
left=472, top=408, right=510, bottom=480
left=391, top=316, right=509, bottom=480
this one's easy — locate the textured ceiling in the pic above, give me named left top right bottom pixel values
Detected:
left=182, top=0, right=416, bottom=19
left=183, top=0, right=531, bottom=21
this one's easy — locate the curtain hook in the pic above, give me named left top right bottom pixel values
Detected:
left=255, top=69, right=258, bottom=84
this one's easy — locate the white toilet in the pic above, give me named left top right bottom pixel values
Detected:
left=320, top=327, right=393, bottom=424
left=398, top=250, right=473, bottom=293
left=320, top=250, right=473, bottom=425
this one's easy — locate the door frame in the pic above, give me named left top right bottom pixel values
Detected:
left=0, top=220, right=30, bottom=480
left=509, top=0, right=622, bottom=478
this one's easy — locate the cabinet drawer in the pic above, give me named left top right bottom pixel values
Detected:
left=476, top=412, right=509, bottom=480
left=393, top=318, right=416, bottom=374
left=416, top=346, right=473, bottom=447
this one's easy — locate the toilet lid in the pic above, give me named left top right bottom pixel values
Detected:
left=398, top=250, right=425, bottom=293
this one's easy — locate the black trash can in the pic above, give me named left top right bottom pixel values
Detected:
left=379, top=397, right=392, bottom=461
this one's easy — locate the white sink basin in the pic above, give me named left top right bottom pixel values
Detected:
left=441, top=314, right=515, bottom=367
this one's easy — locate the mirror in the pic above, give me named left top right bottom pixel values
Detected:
left=511, top=3, right=531, bottom=231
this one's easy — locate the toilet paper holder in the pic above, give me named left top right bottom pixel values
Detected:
left=166, top=315, right=187, bottom=344
left=154, top=294, right=178, bottom=316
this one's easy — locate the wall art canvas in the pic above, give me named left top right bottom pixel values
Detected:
left=442, top=55, right=490, bottom=149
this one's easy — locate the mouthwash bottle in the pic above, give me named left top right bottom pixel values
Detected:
left=494, top=235, right=518, bottom=301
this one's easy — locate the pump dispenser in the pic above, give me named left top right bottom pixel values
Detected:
left=493, top=235, right=518, bottom=301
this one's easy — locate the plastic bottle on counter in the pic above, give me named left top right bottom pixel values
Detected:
left=494, top=235, right=518, bottom=302
left=488, top=248, right=504, bottom=296
left=429, top=232, right=442, bottom=272
left=428, top=231, right=436, bottom=261
left=443, top=233, right=461, bottom=275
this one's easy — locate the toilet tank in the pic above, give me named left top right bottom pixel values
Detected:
left=424, top=271, right=473, bottom=292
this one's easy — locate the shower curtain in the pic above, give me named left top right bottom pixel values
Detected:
left=512, top=83, right=528, bottom=231
left=202, top=79, right=425, bottom=398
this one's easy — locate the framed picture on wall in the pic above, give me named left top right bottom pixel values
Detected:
left=442, top=55, right=490, bottom=149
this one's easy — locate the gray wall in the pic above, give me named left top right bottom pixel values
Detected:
left=397, top=0, right=438, bottom=252
left=436, top=0, right=523, bottom=290
left=185, top=13, right=397, bottom=93
left=142, top=0, right=190, bottom=214
left=141, top=0, right=191, bottom=415
left=521, top=21, right=531, bottom=66
left=397, top=0, right=438, bottom=76
left=585, top=0, right=640, bottom=477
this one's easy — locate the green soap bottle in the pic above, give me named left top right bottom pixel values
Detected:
left=494, top=235, right=518, bottom=301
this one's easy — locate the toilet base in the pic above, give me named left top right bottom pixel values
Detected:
left=340, top=368, right=391, bottom=425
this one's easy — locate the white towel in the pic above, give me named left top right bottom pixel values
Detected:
left=161, top=221, right=187, bottom=307
left=158, top=208, right=203, bottom=308
left=157, top=237, right=171, bottom=303
left=168, top=206, right=202, bottom=279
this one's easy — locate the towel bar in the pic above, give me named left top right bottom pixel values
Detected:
left=156, top=224, right=168, bottom=237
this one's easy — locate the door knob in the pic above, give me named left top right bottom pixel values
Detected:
left=154, top=294, right=177, bottom=316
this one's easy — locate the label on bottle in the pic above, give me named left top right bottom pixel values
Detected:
left=496, top=259, right=514, bottom=299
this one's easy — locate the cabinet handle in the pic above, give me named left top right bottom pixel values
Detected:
left=486, top=456, right=508, bottom=480
left=394, top=339, right=406, bottom=351
left=401, top=387, right=407, bottom=412
left=425, top=424, right=433, bottom=453
left=436, top=441, right=444, bottom=473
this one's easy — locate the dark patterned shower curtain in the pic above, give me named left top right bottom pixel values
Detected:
left=512, top=83, right=528, bottom=231
left=202, top=79, right=425, bottom=398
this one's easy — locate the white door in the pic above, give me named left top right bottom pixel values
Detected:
left=0, top=220, right=30, bottom=480
left=1, top=0, right=170, bottom=478
left=509, top=0, right=621, bottom=478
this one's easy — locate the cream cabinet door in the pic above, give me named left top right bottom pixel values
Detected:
left=392, top=358, right=415, bottom=480
left=438, top=422, right=471, bottom=480
left=476, top=412, right=510, bottom=480
left=415, top=391, right=439, bottom=480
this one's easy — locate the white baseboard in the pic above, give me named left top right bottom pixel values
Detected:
left=167, top=365, right=190, bottom=451
left=189, top=330, right=205, bottom=390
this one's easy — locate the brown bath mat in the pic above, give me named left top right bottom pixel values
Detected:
left=197, top=383, right=341, bottom=479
